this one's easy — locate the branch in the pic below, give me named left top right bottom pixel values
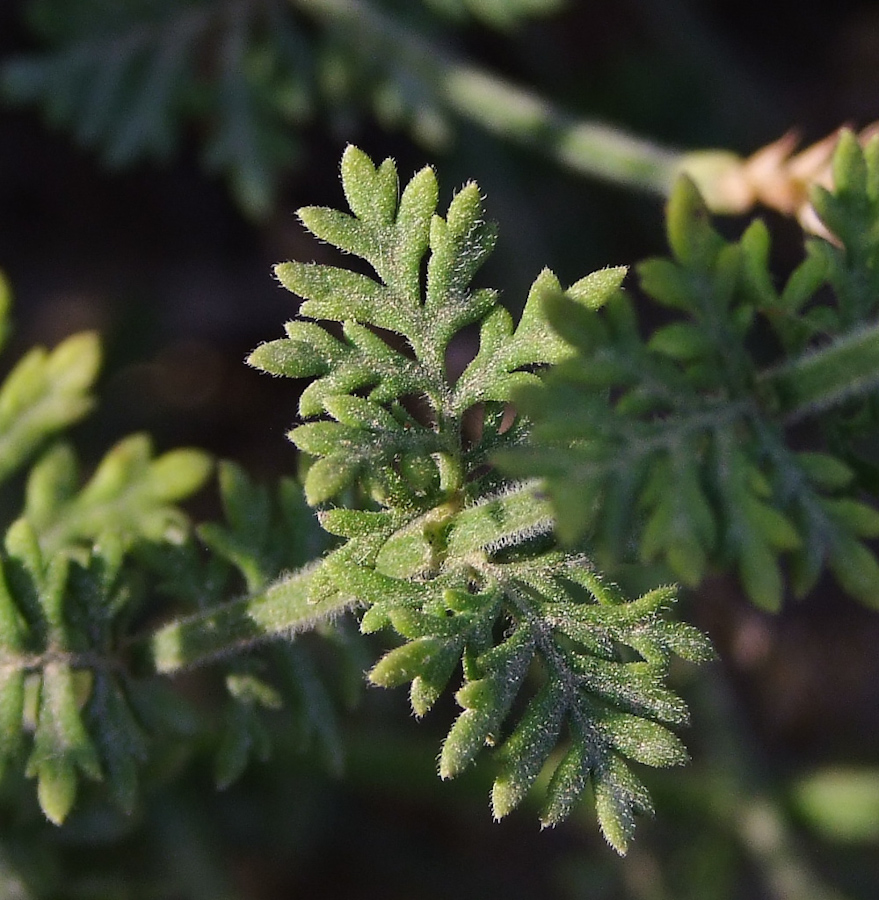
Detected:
left=760, top=319, right=879, bottom=421
left=142, top=562, right=354, bottom=674
left=292, top=0, right=683, bottom=195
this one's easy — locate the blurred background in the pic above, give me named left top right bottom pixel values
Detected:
left=1, top=1, right=878, bottom=898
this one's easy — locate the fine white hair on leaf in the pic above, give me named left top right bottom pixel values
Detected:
left=484, top=517, right=554, bottom=555
left=463, top=478, right=543, bottom=509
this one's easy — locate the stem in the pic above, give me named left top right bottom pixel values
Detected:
left=759, top=320, right=879, bottom=421
left=735, top=794, right=851, bottom=900
left=699, top=670, right=853, bottom=900
left=441, top=67, right=681, bottom=194
left=140, top=563, right=354, bottom=675
left=292, top=0, right=683, bottom=195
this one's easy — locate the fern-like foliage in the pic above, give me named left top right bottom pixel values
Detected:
left=0, top=272, right=217, bottom=824
left=2, top=0, right=310, bottom=216
left=501, top=131, right=879, bottom=612
left=2, top=0, right=564, bottom=216
left=248, top=146, right=713, bottom=852
left=1, top=523, right=163, bottom=824
left=196, top=462, right=346, bottom=786
left=0, top=440, right=212, bottom=825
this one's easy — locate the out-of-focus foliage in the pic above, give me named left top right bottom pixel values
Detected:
left=2, top=0, right=312, bottom=216
left=0, top=270, right=351, bottom=834
left=1, top=0, right=567, bottom=216
left=502, top=132, right=879, bottom=612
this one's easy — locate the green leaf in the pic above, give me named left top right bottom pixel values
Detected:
left=828, top=536, right=879, bottom=609
left=665, top=175, right=724, bottom=268
left=215, top=701, right=271, bottom=791
left=593, top=754, right=653, bottom=855
left=795, top=452, right=853, bottom=490
left=87, top=673, right=148, bottom=815
left=0, top=332, right=100, bottom=485
left=248, top=147, right=713, bottom=848
left=0, top=670, right=25, bottom=778
left=340, top=145, right=399, bottom=226
left=491, top=681, right=565, bottom=818
left=30, top=434, right=212, bottom=555
left=540, top=739, right=589, bottom=828
left=369, top=636, right=453, bottom=689
left=596, top=711, right=688, bottom=768
left=26, top=663, right=102, bottom=824
left=738, top=534, right=783, bottom=613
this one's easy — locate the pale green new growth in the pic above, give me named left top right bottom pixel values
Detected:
left=0, top=331, right=100, bottom=486
left=249, top=146, right=712, bottom=852
left=26, top=436, right=212, bottom=556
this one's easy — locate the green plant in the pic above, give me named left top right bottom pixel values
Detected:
left=0, top=0, right=763, bottom=219
left=1, top=0, right=575, bottom=216
left=501, top=130, right=879, bottom=612
left=0, top=131, right=878, bottom=897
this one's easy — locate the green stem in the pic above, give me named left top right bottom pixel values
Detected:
left=140, top=479, right=552, bottom=676
left=699, top=670, right=853, bottom=900
left=441, top=66, right=681, bottom=194
left=734, top=794, right=851, bottom=900
left=141, top=563, right=354, bottom=675
left=292, top=0, right=683, bottom=195
left=760, top=320, right=879, bottom=421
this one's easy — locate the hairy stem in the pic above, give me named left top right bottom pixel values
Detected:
left=293, top=0, right=683, bottom=194
left=140, top=563, right=354, bottom=675
left=760, top=320, right=879, bottom=421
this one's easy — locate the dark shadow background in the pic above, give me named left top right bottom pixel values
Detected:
left=1, top=1, right=878, bottom=898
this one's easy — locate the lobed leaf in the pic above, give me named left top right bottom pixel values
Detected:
left=247, top=147, right=714, bottom=848
left=0, top=332, right=100, bottom=486
left=26, top=435, right=211, bottom=556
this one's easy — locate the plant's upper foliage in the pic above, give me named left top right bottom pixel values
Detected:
left=249, top=147, right=712, bottom=852
left=502, top=132, right=879, bottom=612
left=250, top=145, right=582, bottom=509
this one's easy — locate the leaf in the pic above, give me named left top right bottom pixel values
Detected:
left=0, top=670, right=25, bottom=779
left=198, top=461, right=274, bottom=592
left=215, top=701, right=271, bottom=791
left=453, top=268, right=616, bottom=412
left=666, top=175, right=724, bottom=269
left=87, top=673, right=148, bottom=815
left=593, top=754, right=653, bottom=855
left=828, top=536, right=879, bottom=609
left=259, top=147, right=520, bottom=510
left=0, top=333, right=100, bottom=485
left=26, top=663, right=103, bottom=824
left=491, top=681, right=565, bottom=818
left=29, top=434, right=212, bottom=555
left=248, top=147, right=713, bottom=848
